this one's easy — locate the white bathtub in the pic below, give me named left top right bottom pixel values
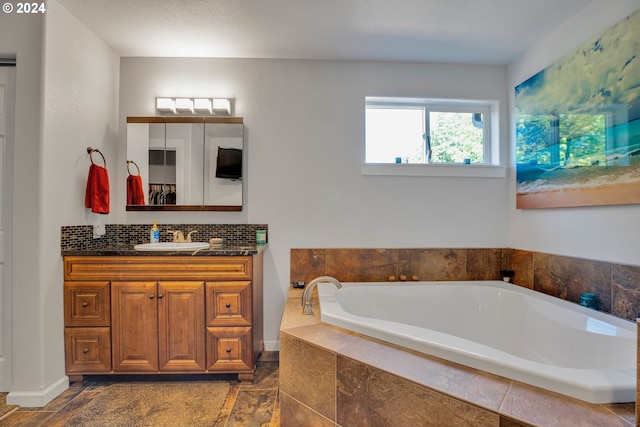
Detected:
left=317, top=280, right=637, bottom=404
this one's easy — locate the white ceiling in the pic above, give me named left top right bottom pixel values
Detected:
left=57, top=0, right=595, bottom=65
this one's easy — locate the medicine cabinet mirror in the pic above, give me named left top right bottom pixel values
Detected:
left=126, top=116, right=244, bottom=211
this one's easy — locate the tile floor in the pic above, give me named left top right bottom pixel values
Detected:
left=0, top=355, right=279, bottom=427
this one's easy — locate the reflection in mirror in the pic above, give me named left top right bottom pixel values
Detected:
left=126, top=117, right=243, bottom=211
left=204, top=122, right=243, bottom=205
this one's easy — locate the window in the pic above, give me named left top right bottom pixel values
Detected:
left=365, top=98, right=491, bottom=165
left=362, top=97, right=504, bottom=178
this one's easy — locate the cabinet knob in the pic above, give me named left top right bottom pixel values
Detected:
left=225, top=303, right=231, bottom=308
left=226, top=348, right=232, bottom=353
left=149, top=294, right=154, bottom=299
left=82, top=348, right=89, bottom=354
left=81, top=302, right=89, bottom=307
left=158, top=294, right=164, bottom=299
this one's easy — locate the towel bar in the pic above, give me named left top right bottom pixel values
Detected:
left=87, top=147, right=106, bottom=167
left=126, top=160, right=140, bottom=176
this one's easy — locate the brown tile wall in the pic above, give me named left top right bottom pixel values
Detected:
left=508, top=250, right=640, bottom=321
left=291, top=248, right=509, bottom=286
left=336, top=355, right=501, bottom=426
left=279, top=329, right=507, bottom=427
left=290, top=247, right=640, bottom=321
left=280, top=334, right=336, bottom=421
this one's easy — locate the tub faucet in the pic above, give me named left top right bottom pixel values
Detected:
left=301, top=276, right=342, bottom=315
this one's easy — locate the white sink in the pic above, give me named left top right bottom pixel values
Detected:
left=134, top=242, right=211, bottom=252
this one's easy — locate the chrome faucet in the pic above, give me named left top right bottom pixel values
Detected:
left=301, top=276, right=342, bottom=315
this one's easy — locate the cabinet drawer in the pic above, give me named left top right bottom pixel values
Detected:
left=206, top=281, right=252, bottom=327
left=206, top=327, right=252, bottom=371
left=64, top=327, right=111, bottom=373
left=64, top=256, right=252, bottom=281
left=64, top=282, right=110, bottom=326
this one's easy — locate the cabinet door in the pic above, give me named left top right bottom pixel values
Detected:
left=206, top=326, right=253, bottom=371
left=64, top=281, right=110, bottom=326
left=64, top=327, right=111, bottom=373
left=111, top=281, right=158, bottom=372
left=158, top=281, right=206, bottom=371
left=206, top=281, right=252, bottom=327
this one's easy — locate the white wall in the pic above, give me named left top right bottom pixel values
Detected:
left=508, top=0, right=640, bottom=266
left=119, top=58, right=510, bottom=350
left=4, top=0, right=120, bottom=406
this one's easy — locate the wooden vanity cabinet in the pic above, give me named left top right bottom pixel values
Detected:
left=111, top=281, right=206, bottom=373
left=205, top=280, right=253, bottom=377
left=63, top=281, right=112, bottom=376
left=63, top=254, right=264, bottom=383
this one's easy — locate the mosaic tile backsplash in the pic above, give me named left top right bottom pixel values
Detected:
left=61, top=224, right=268, bottom=251
left=291, top=247, right=640, bottom=322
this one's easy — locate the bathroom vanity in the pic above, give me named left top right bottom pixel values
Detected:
left=63, top=252, right=263, bottom=383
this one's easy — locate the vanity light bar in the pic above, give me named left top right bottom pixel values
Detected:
left=156, top=97, right=231, bottom=115
left=156, top=98, right=175, bottom=113
left=175, top=98, right=194, bottom=113
left=212, top=98, right=231, bottom=115
left=194, top=98, right=212, bottom=114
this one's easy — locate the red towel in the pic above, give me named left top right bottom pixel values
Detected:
left=85, top=164, right=110, bottom=214
left=127, top=174, right=145, bottom=205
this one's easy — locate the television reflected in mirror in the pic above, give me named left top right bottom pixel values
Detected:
left=216, top=147, right=242, bottom=180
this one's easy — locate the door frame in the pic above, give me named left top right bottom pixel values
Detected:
left=0, top=62, right=16, bottom=391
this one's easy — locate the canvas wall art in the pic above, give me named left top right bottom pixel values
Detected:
left=515, top=10, right=640, bottom=209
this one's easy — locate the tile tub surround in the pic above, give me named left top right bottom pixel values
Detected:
left=61, top=223, right=268, bottom=251
left=290, top=248, right=640, bottom=322
left=287, top=247, right=638, bottom=426
left=280, top=288, right=636, bottom=427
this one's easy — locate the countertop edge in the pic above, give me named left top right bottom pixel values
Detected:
left=61, top=243, right=268, bottom=257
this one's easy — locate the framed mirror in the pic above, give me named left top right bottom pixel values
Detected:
left=126, top=116, right=244, bottom=211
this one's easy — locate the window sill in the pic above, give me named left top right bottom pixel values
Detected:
left=361, top=163, right=507, bottom=178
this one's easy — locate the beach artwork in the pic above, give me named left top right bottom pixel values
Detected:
left=515, top=10, right=640, bottom=209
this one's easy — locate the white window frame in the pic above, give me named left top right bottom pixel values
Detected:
left=362, top=97, right=506, bottom=178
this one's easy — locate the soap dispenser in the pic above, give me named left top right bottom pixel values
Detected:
left=150, top=221, right=160, bottom=243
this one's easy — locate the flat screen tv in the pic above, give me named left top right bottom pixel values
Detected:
left=215, top=147, right=242, bottom=180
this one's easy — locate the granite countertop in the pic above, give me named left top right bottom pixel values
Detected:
left=61, top=242, right=268, bottom=257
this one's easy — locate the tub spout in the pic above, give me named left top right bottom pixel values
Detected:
left=301, top=276, right=342, bottom=315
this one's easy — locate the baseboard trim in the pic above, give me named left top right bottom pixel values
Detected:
left=264, top=340, right=280, bottom=351
left=6, top=375, right=69, bottom=407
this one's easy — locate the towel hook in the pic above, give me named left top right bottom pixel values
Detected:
left=87, top=147, right=106, bottom=167
left=127, top=160, right=141, bottom=176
